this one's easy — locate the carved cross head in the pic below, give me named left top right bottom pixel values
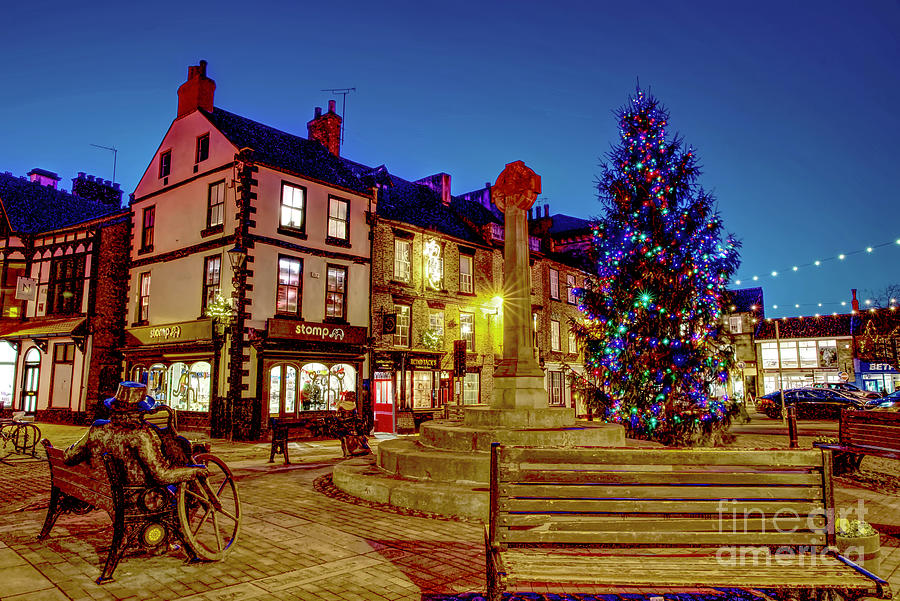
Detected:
left=493, top=160, right=541, bottom=212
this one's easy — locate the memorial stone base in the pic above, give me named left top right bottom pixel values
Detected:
left=333, top=404, right=625, bottom=520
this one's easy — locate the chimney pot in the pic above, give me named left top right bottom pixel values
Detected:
left=315, top=106, right=322, bottom=118
left=543, top=203, right=549, bottom=218
left=87, top=174, right=94, bottom=182
left=328, top=99, right=336, bottom=113
left=78, top=172, right=85, bottom=178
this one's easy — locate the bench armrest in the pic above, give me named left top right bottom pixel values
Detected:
left=826, top=547, right=892, bottom=598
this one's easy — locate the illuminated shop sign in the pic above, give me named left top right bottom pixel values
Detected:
left=268, top=319, right=367, bottom=346
left=374, top=352, right=442, bottom=371
left=126, top=320, right=213, bottom=345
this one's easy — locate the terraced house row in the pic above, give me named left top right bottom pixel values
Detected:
left=0, top=62, right=596, bottom=440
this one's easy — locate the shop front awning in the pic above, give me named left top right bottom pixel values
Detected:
left=0, top=317, right=87, bottom=350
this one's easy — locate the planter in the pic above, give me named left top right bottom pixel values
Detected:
left=837, top=532, right=881, bottom=576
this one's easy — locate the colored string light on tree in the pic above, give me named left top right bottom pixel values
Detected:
left=573, top=87, right=741, bottom=446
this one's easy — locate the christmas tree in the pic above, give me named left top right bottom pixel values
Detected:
left=574, top=88, right=741, bottom=445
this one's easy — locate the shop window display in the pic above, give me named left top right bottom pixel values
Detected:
left=134, top=361, right=211, bottom=412
left=268, top=362, right=357, bottom=416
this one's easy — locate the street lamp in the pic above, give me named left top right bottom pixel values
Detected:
left=227, top=244, right=247, bottom=272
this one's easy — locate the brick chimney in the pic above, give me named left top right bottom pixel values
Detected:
left=414, top=173, right=452, bottom=205
left=72, top=172, right=123, bottom=206
left=177, top=60, right=216, bottom=118
left=851, top=289, right=860, bottom=313
left=28, top=168, right=61, bottom=188
left=307, top=99, right=342, bottom=156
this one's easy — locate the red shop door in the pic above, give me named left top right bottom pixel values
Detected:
left=373, top=378, right=394, bottom=433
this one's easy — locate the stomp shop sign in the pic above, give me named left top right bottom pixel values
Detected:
left=267, top=319, right=367, bottom=345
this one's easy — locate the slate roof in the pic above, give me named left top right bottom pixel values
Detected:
left=200, top=108, right=370, bottom=194
left=549, top=213, right=592, bottom=237
left=755, top=313, right=855, bottom=340
left=450, top=195, right=501, bottom=227
left=728, top=287, right=765, bottom=318
left=0, top=172, right=124, bottom=234
left=376, top=175, right=489, bottom=245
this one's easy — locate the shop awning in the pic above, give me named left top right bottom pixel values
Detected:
left=0, top=317, right=86, bottom=340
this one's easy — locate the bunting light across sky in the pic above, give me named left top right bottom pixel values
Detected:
left=732, top=236, right=900, bottom=287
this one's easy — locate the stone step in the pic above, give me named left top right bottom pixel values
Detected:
left=333, top=455, right=488, bottom=520
left=377, top=438, right=488, bottom=483
left=420, top=419, right=626, bottom=453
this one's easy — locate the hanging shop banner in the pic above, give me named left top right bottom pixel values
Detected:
left=268, top=318, right=367, bottom=346
left=126, top=319, right=213, bottom=345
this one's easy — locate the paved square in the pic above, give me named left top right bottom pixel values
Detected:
left=0, top=422, right=895, bottom=600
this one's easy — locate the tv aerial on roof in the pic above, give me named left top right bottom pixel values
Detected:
left=89, top=143, right=118, bottom=184
left=321, top=87, right=356, bottom=144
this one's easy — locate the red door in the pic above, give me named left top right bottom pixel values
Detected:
left=374, top=378, right=394, bottom=433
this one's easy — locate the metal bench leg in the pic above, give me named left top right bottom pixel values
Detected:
left=97, top=514, right=129, bottom=584
left=38, top=487, right=62, bottom=540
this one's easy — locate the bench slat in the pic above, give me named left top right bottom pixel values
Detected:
left=53, top=466, right=112, bottom=499
left=844, top=428, right=900, bottom=447
left=501, top=498, right=823, bottom=516
left=845, top=422, right=900, bottom=437
left=500, top=447, right=823, bottom=468
left=500, top=549, right=878, bottom=589
left=503, top=483, right=823, bottom=501
left=500, top=514, right=827, bottom=532
left=500, top=469, right=822, bottom=486
left=498, top=529, right=827, bottom=546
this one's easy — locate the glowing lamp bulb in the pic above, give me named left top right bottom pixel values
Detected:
left=814, top=260, right=821, bottom=266
left=838, top=254, right=845, bottom=260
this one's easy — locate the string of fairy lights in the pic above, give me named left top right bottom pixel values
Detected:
left=731, top=236, right=900, bottom=315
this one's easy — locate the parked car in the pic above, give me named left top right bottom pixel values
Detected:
left=756, top=388, right=867, bottom=419
left=866, top=389, right=900, bottom=411
left=812, top=382, right=881, bottom=400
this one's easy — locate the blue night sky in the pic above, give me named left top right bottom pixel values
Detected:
left=2, top=0, right=898, bottom=317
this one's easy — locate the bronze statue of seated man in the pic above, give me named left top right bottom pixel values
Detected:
left=65, top=381, right=207, bottom=488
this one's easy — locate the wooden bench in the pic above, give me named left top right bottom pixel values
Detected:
left=486, top=444, right=891, bottom=601
left=40, top=441, right=177, bottom=583
left=816, top=409, right=900, bottom=473
left=268, top=414, right=335, bottom=464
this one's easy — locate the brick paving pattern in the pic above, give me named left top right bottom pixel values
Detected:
left=0, top=422, right=895, bottom=600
